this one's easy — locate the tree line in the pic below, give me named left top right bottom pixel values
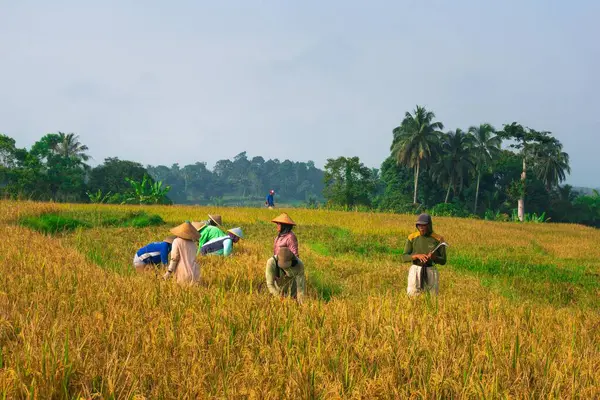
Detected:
left=322, top=105, right=599, bottom=227
left=1, top=107, right=598, bottom=227
left=0, top=133, right=324, bottom=206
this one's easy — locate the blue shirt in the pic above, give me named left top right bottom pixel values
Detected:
left=266, top=193, right=274, bottom=206
left=136, top=241, right=171, bottom=265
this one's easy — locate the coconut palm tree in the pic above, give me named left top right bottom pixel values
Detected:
left=52, top=132, right=90, bottom=162
left=431, top=129, right=476, bottom=203
left=532, top=140, right=571, bottom=191
left=391, top=106, right=444, bottom=204
left=469, top=123, right=501, bottom=213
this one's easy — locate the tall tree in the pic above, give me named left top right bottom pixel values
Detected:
left=531, top=140, right=571, bottom=191
left=323, top=156, right=376, bottom=207
left=53, top=132, right=90, bottom=162
left=498, top=123, right=564, bottom=221
left=391, top=106, right=444, bottom=204
left=469, top=123, right=501, bottom=214
left=88, top=157, right=149, bottom=197
left=431, top=129, right=475, bottom=203
left=28, top=133, right=89, bottom=201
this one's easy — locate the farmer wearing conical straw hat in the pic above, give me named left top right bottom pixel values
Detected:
left=133, top=235, right=176, bottom=273
left=403, top=213, right=447, bottom=296
left=200, top=227, right=245, bottom=256
left=265, top=213, right=306, bottom=304
left=193, top=215, right=225, bottom=249
left=271, top=213, right=298, bottom=257
left=163, top=221, right=201, bottom=284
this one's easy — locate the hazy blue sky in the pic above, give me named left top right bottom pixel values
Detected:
left=1, top=0, right=598, bottom=186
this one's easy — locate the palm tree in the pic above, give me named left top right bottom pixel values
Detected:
left=556, top=184, right=578, bottom=202
left=52, top=132, right=90, bottom=162
left=469, top=123, right=501, bottom=213
left=431, top=129, right=476, bottom=203
left=532, top=141, right=571, bottom=191
left=391, top=106, right=444, bottom=204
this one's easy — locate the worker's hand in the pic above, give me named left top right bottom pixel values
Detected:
left=162, top=271, right=172, bottom=280
left=411, top=254, right=429, bottom=263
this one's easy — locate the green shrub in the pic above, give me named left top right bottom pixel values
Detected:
left=429, top=203, right=467, bottom=217
left=510, top=209, right=550, bottom=223
left=484, top=209, right=510, bottom=222
left=19, top=211, right=164, bottom=235
left=19, top=214, right=89, bottom=235
left=100, top=211, right=164, bottom=228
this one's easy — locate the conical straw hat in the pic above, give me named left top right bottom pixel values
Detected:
left=170, top=222, right=200, bottom=241
left=191, top=221, right=205, bottom=231
left=271, top=213, right=296, bottom=226
left=208, top=214, right=222, bottom=227
left=227, top=227, right=244, bottom=239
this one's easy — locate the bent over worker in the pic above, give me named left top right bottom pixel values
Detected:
left=133, top=235, right=176, bottom=272
left=265, top=246, right=306, bottom=304
left=402, top=213, right=447, bottom=296
left=163, top=221, right=201, bottom=285
left=200, top=227, right=244, bottom=256
left=192, top=215, right=225, bottom=251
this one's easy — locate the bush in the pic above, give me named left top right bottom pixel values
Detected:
left=484, top=209, right=510, bottom=222
left=20, top=211, right=164, bottom=234
left=377, top=199, right=423, bottom=215
left=429, top=203, right=468, bottom=217
left=100, top=211, right=165, bottom=228
left=510, top=209, right=550, bottom=223
left=19, top=214, right=89, bottom=235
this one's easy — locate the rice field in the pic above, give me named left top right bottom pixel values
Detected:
left=1, top=200, right=599, bottom=398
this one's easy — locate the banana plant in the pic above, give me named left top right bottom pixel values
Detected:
left=124, top=175, right=171, bottom=204
left=86, top=189, right=112, bottom=204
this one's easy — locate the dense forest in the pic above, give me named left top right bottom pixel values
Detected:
left=146, top=152, right=324, bottom=206
left=0, top=133, right=324, bottom=206
left=1, top=105, right=599, bottom=227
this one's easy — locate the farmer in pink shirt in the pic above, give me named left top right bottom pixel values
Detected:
left=272, top=212, right=299, bottom=257
left=265, top=213, right=305, bottom=304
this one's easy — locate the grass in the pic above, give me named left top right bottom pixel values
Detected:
left=2, top=200, right=600, bottom=398
left=18, top=210, right=164, bottom=235
left=99, top=210, right=165, bottom=228
left=19, top=213, right=89, bottom=234
left=307, top=263, right=343, bottom=302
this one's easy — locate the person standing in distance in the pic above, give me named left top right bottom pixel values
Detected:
left=265, top=190, right=275, bottom=209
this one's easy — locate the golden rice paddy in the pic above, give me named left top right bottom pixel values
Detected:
left=1, top=201, right=599, bottom=398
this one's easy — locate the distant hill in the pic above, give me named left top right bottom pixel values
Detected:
left=573, top=186, right=600, bottom=196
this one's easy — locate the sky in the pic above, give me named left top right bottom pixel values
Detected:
left=1, top=0, right=598, bottom=187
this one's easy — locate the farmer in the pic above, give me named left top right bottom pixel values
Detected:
left=265, top=190, right=275, bottom=208
left=402, top=213, right=447, bottom=296
left=133, top=235, right=176, bottom=272
left=272, top=212, right=298, bottom=257
left=200, top=227, right=245, bottom=256
left=265, top=246, right=306, bottom=304
left=193, top=214, right=225, bottom=249
left=162, top=221, right=201, bottom=285
left=265, top=213, right=305, bottom=304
